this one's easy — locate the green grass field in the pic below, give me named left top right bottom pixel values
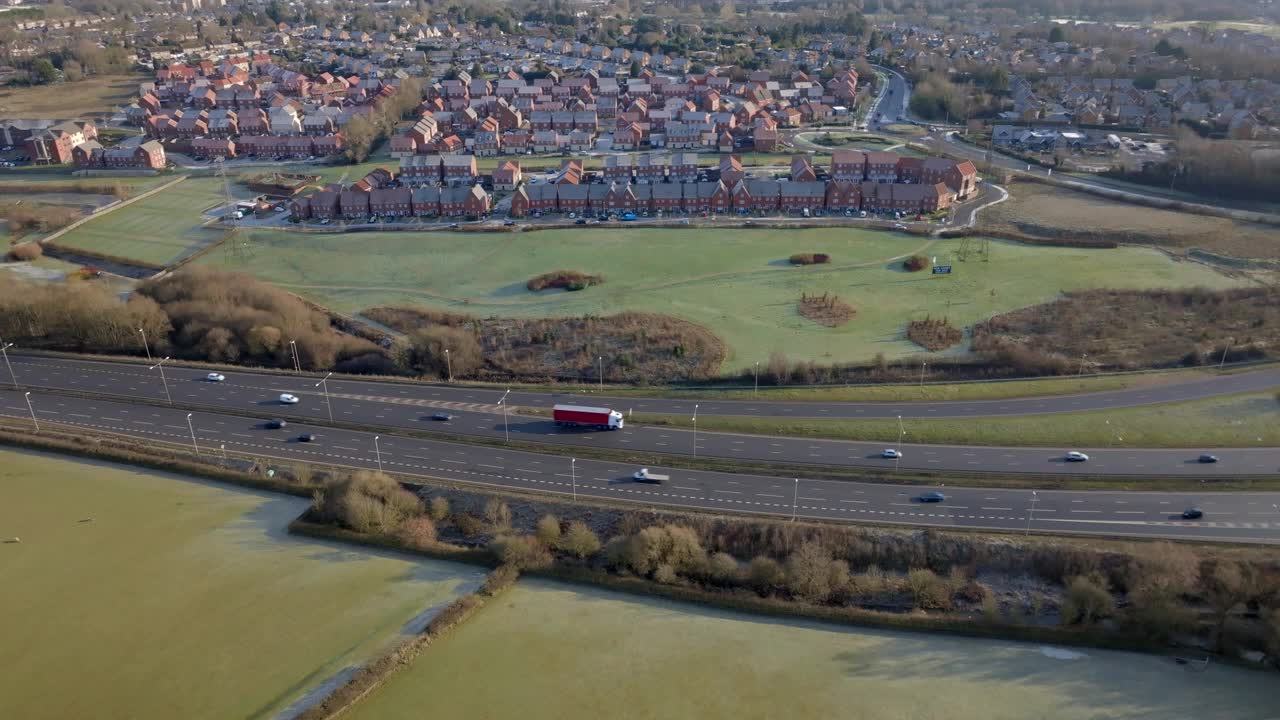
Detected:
left=204, top=227, right=1244, bottom=367
left=48, top=177, right=245, bottom=265
left=639, top=391, right=1280, bottom=448
left=345, top=579, right=1278, bottom=720
left=0, top=448, right=484, bottom=720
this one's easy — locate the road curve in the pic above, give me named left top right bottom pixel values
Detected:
left=8, top=353, right=1280, bottom=420
left=2, top=389, right=1277, bottom=543
left=3, top=357, right=1279, bottom=478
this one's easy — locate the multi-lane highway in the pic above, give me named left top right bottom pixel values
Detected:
left=4, top=354, right=1280, bottom=477
left=3, top=388, right=1277, bottom=543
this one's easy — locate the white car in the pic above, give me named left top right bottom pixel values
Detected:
left=206, top=372, right=226, bottom=382
left=881, top=449, right=902, bottom=459
left=1065, top=451, right=1090, bottom=462
left=279, top=393, right=300, bottom=404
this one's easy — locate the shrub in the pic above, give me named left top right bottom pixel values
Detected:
left=481, top=564, right=520, bottom=596
left=6, top=242, right=42, bottom=262
left=847, top=565, right=889, bottom=598
left=789, top=252, right=831, bottom=265
left=315, top=471, right=422, bottom=535
left=748, top=556, right=786, bottom=593
left=706, top=552, right=741, bottom=585
left=428, top=496, right=451, bottom=522
left=526, top=270, right=604, bottom=292
left=907, top=568, right=953, bottom=610
left=454, top=512, right=487, bottom=538
left=903, top=254, right=930, bottom=272
left=609, top=524, right=706, bottom=578
left=905, top=316, right=963, bottom=351
left=786, top=542, right=848, bottom=604
left=396, top=515, right=438, bottom=550
left=559, top=521, right=601, bottom=559
left=489, top=534, right=552, bottom=570
left=407, top=325, right=483, bottom=379
left=1060, top=575, right=1115, bottom=625
left=653, top=563, right=679, bottom=585
left=483, top=498, right=513, bottom=530
left=535, top=514, right=562, bottom=545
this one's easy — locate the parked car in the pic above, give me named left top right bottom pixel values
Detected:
left=917, top=491, right=946, bottom=503
left=575, top=218, right=587, bottom=225
left=503, top=220, right=516, bottom=226
left=1182, top=507, right=1204, bottom=519
left=279, top=393, right=300, bottom=404
left=206, top=372, right=226, bottom=382
left=881, top=448, right=902, bottom=459
left=621, top=212, right=637, bottom=221
left=1197, top=454, right=1219, bottom=463
left=431, top=412, right=454, bottom=421
left=265, top=419, right=287, bottom=429
left=1064, top=451, right=1089, bottom=462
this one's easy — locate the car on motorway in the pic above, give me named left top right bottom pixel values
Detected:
left=1198, top=454, right=1219, bottom=463
left=206, top=372, right=226, bottom=382
left=1182, top=507, right=1204, bottom=520
left=1064, top=451, right=1090, bottom=462
left=431, top=412, right=454, bottom=421
left=633, top=468, right=669, bottom=483
left=265, top=419, right=287, bottom=429
left=298, top=433, right=316, bottom=442
left=279, top=393, right=300, bottom=404
left=917, top=491, right=946, bottom=503
left=881, top=448, right=902, bottom=459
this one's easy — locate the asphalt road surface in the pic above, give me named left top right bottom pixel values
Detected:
left=8, top=353, right=1280, bottom=420
left=3, top=389, right=1276, bottom=543
left=4, top=356, right=1280, bottom=478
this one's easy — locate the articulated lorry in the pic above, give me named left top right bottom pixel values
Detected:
left=552, top=404, right=625, bottom=430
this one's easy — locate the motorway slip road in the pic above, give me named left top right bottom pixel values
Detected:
left=3, top=389, right=1278, bottom=544
left=9, top=353, right=1280, bottom=420
left=6, top=355, right=1280, bottom=477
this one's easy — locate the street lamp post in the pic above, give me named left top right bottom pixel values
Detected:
left=1025, top=490, right=1038, bottom=535
left=186, top=413, right=199, bottom=454
left=137, top=327, right=151, bottom=362
left=598, top=356, right=604, bottom=391
left=24, top=391, right=38, bottom=432
left=1219, top=338, right=1233, bottom=369
left=373, top=435, right=383, bottom=473
left=1077, top=352, right=1087, bottom=376
left=289, top=340, right=301, bottom=374
left=571, top=458, right=577, bottom=502
left=920, top=361, right=927, bottom=387
left=1, top=340, right=16, bottom=387
left=692, top=403, right=699, bottom=458
left=149, top=356, right=172, bottom=405
left=896, top=415, right=904, bottom=471
left=499, top=389, right=510, bottom=443
left=791, top=478, right=799, bottom=521
left=220, top=443, right=227, bottom=465
left=754, top=361, right=760, bottom=397
left=315, top=372, right=334, bottom=422
left=444, top=348, right=452, bottom=382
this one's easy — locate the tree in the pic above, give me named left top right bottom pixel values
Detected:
left=483, top=498, right=512, bottom=530
left=342, top=114, right=377, bottom=163
left=785, top=542, right=847, bottom=603
left=535, top=514, right=562, bottom=546
left=558, top=521, right=601, bottom=559
left=31, top=58, right=57, bottom=84
left=630, top=60, right=641, bottom=77
left=489, top=534, right=552, bottom=570
left=1048, top=25, right=1066, bottom=44
left=62, top=59, right=83, bottom=82
left=428, top=495, right=450, bottom=521
left=396, top=515, right=437, bottom=549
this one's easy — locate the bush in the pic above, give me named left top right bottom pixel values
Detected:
left=903, top=254, right=930, bottom=272
left=483, top=498, right=513, bottom=530
left=481, top=564, right=521, bottom=596
left=789, top=252, right=831, bottom=265
left=786, top=542, right=849, bottom=603
left=315, top=471, right=421, bottom=535
left=489, top=534, right=552, bottom=570
left=907, top=568, right=953, bottom=610
left=535, top=514, right=562, bottom=546
left=706, top=552, right=741, bottom=585
left=1061, top=575, right=1115, bottom=626
left=396, top=515, right=438, bottom=549
left=653, top=563, right=679, bottom=585
left=526, top=270, right=604, bottom=292
left=558, top=521, right=601, bottom=559
left=407, top=325, right=483, bottom=379
left=609, top=524, right=706, bottom=578
left=748, top=556, right=786, bottom=593
left=6, top=242, right=42, bottom=262
left=428, top=496, right=451, bottom=522
left=454, top=512, right=487, bottom=538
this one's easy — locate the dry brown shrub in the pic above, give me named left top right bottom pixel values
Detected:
left=798, top=291, right=855, bottom=327
left=6, top=241, right=42, bottom=262
left=906, top=316, right=963, bottom=351
left=396, top=515, right=438, bottom=549
left=558, top=521, right=601, bottom=559
left=526, top=269, right=604, bottom=292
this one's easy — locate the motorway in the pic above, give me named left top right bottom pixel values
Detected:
left=2, top=388, right=1278, bottom=543
left=4, top=355, right=1280, bottom=478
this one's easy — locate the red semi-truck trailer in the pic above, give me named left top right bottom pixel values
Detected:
left=552, top=404, right=625, bottom=430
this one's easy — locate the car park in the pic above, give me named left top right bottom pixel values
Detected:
left=1064, top=451, right=1089, bottom=462
left=279, top=393, right=299, bottom=404
left=265, top=419, right=287, bottom=429
left=917, top=491, right=946, bottom=503
left=1182, top=507, right=1204, bottom=519
left=431, top=412, right=454, bottom=421
left=1198, top=454, right=1219, bottom=463
left=206, top=372, right=226, bottom=382
left=881, top=448, right=902, bottom=459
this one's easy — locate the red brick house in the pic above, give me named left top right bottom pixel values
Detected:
left=340, top=189, right=371, bottom=219
left=779, top=180, right=826, bottom=212
left=557, top=183, right=589, bottom=213
left=730, top=179, right=752, bottom=212
left=865, top=151, right=900, bottom=182
left=824, top=181, right=861, bottom=212
left=370, top=187, right=413, bottom=216
left=651, top=182, right=684, bottom=211
left=829, top=149, right=866, bottom=182
left=411, top=186, right=441, bottom=216
left=752, top=125, right=778, bottom=152
left=895, top=156, right=924, bottom=183
left=790, top=154, right=817, bottom=182
left=492, top=160, right=522, bottom=191
left=309, top=190, right=341, bottom=219
left=190, top=137, right=237, bottom=159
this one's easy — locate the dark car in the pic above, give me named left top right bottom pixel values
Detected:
left=917, top=491, right=946, bottom=503
left=575, top=218, right=587, bottom=225
left=431, top=412, right=454, bottom=421
left=1182, top=507, right=1204, bottom=520
left=1197, top=454, right=1219, bottom=463
left=266, top=419, right=287, bottom=429
left=298, top=433, right=316, bottom=442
